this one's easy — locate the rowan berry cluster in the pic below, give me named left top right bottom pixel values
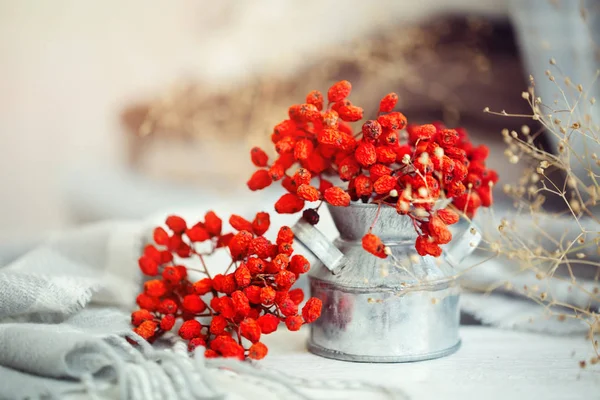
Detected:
left=248, top=80, right=498, bottom=257
left=132, top=212, right=322, bottom=360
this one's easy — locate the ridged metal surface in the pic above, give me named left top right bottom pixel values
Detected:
left=293, top=203, right=480, bottom=363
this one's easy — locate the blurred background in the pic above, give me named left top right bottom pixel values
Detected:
left=0, top=0, right=594, bottom=252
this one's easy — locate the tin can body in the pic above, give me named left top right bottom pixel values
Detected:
left=308, top=276, right=460, bottom=362
left=297, top=203, right=469, bottom=362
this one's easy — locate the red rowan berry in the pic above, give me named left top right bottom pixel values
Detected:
left=438, top=129, right=459, bottom=146
left=437, top=209, right=459, bottom=225
left=351, top=174, right=371, bottom=199
left=466, top=173, right=482, bottom=189
left=321, top=109, right=339, bottom=128
left=408, top=124, right=436, bottom=142
left=270, top=253, right=288, bottom=271
left=185, top=226, right=210, bottom=242
left=428, top=216, right=452, bottom=245
left=361, top=120, right=382, bottom=142
left=188, top=337, right=206, bottom=352
left=247, top=257, right=266, bottom=275
left=153, top=227, right=169, bottom=246
left=302, top=298, right=323, bottom=323
left=362, top=233, right=386, bottom=258
left=373, top=175, right=397, bottom=195
left=379, top=92, right=398, bottom=113
left=234, top=265, right=251, bottom=288
left=288, top=288, right=305, bottom=305
left=259, top=287, right=277, bottom=307
left=247, top=169, right=273, bottom=191
left=158, top=250, right=172, bottom=264
left=477, top=185, right=492, bottom=207
left=162, top=266, right=183, bottom=284
left=178, top=319, right=202, bottom=340
left=289, top=254, right=310, bottom=275
left=250, top=147, right=269, bottom=167
left=210, top=335, right=234, bottom=353
left=278, top=296, right=298, bottom=317
left=445, top=146, right=467, bottom=161
left=221, top=274, right=237, bottom=295
left=380, top=130, right=400, bottom=147
left=470, top=144, right=490, bottom=161
left=193, top=278, right=212, bottom=295
left=136, top=293, right=159, bottom=311
left=143, top=244, right=162, bottom=263
left=211, top=274, right=224, bottom=292
left=377, top=112, right=407, bottom=130
left=285, top=315, right=303, bottom=331
left=294, top=139, right=314, bottom=161
left=274, top=227, right=293, bottom=246
left=275, top=136, right=296, bottom=154
left=248, top=342, right=268, bottom=360
left=240, top=318, right=261, bottom=343
left=274, top=193, right=305, bottom=214
left=228, top=230, right=253, bottom=259
left=447, top=181, right=467, bottom=198
left=281, top=176, right=297, bottom=193
left=257, top=314, right=279, bottom=334
left=338, top=104, right=364, bottom=122
left=317, top=128, right=343, bottom=148
left=160, top=314, right=176, bottom=331
left=273, top=119, right=296, bottom=138
left=210, top=296, right=220, bottom=312
left=138, top=255, right=159, bottom=276
left=220, top=341, right=245, bottom=360
left=165, top=215, right=187, bottom=234
left=415, top=235, right=442, bottom=257
left=291, top=168, right=311, bottom=187
left=376, top=146, right=397, bottom=164
left=275, top=270, right=296, bottom=290
left=158, top=298, right=178, bottom=315
left=134, top=320, right=157, bottom=340
left=278, top=241, right=294, bottom=256
left=354, top=141, right=377, bottom=167
left=482, top=169, right=499, bottom=185
left=324, top=186, right=351, bottom=207
left=369, top=164, right=393, bottom=183
left=204, top=349, right=218, bottom=358
left=306, top=90, right=324, bottom=111
left=210, top=315, right=228, bottom=335
left=219, top=297, right=235, bottom=320
left=175, top=242, right=192, bottom=258
left=131, top=309, right=154, bottom=326
left=229, top=215, right=253, bottom=232
left=182, top=294, right=206, bottom=314
left=144, top=280, right=167, bottom=298
left=327, top=80, right=352, bottom=103
left=232, top=291, right=250, bottom=317
left=452, top=161, right=468, bottom=182
left=251, top=212, right=270, bottom=236
left=244, top=285, right=262, bottom=304
left=248, top=236, right=272, bottom=259
left=289, top=103, right=320, bottom=123
left=296, top=184, right=320, bottom=202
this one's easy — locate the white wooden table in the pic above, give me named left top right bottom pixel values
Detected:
left=238, top=326, right=599, bottom=400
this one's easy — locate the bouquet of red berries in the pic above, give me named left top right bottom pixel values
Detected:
left=247, top=80, right=498, bottom=257
left=132, top=211, right=322, bottom=360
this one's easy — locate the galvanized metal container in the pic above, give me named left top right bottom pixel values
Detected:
left=293, top=203, right=481, bottom=362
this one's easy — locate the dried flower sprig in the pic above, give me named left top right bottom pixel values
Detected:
left=480, top=61, right=600, bottom=365
left=248, top=80, right=498, bottom=257
left=132, top=211, right=322, bottom=360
